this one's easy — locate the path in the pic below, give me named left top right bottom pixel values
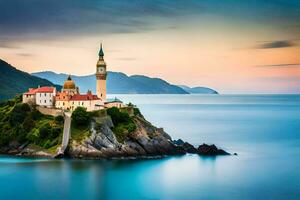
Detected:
left=56, top=112, right=71, bottom=156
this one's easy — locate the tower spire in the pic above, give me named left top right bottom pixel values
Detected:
left=98, top=43, right=104, bottom=57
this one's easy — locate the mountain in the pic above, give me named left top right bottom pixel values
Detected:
left=179, top=85, right=218, bottom=94
left=0, top=59, right=61, bottom=100
left=31, top=71, right=189, bottom=94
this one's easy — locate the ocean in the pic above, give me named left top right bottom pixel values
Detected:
left=1, top=94, right=299, bottom=199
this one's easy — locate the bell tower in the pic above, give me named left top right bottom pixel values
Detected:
left=96, top=43, right=107, bottom=101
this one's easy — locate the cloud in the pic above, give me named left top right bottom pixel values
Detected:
left=0, top=1, right=199, bottom=38
left=256, top=63, right=300, bottom=67
left=116, top=57, right=137, bottom=61
left=0, top=39, right=18, bottom=49
left=0, top=0, right=299, bottom=48
left=16, top=53, right=34, bottom=57
left=256, top=40, right=296, bottom=49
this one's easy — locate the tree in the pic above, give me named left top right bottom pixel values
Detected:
left=23, top=116, right=35, bottom=132
left=54, top=115, right=64, bottom=124
left=9, top=103, right=31, bottom=126
left=39, top=123, right=52, bottom=139
left=106, top=107, right=130, bottom=125
left=72, top=107, right=91, bottom=127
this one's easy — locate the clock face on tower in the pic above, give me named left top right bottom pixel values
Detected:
left=98, top=67, right=105, bottom=73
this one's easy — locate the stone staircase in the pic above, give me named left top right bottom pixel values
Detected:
left=55, top=112, right=71, bottom=158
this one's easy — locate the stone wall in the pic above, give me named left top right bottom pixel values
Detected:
left=36, top=106, right=63, bottom=117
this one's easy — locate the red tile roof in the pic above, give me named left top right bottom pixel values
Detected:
left=70, top=94, right=100, bottom=101
left=36, top=87, right=55, bottom=93
left=24, top=88, right=38, bottom=95
left=24, top=86, right=55, bottom=95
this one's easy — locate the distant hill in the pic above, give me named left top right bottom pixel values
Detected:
left=179, top=85, right=218, bottom=94
left=0, top=59, right=61, bottom=100
left=32, top=71, right=189, bottom=94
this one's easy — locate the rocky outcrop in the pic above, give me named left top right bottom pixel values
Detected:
left=173, top=139, right=231, bottom=156
left=197, top=143, right=230, bottom=156
left=0, top=115, right=233, bottom=159
left=0, top=141, right=53, bottom=158
left=67, top=116, right=185, bottom=159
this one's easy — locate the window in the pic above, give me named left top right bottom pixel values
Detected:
left=40, top=100, right=41, bottom=103
left=40, top=93, right=41, bottom=97
left=44, top=100, right=46, bottom=103
left=44, top=93, right=46, bottom=97
left=82, top=102, right=84, bottom=105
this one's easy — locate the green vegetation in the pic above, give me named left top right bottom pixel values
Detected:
left=70, top=123, right=91, bottom=142
left=133, top=107, right=143, bottom=118
left=90, top=109, right=107, bottom=118
left=0, top=95, right=144, bottom=151
left=0, top=96, right=63, bottom=150
left=106, top=107, right=136, bottom=143
left=71, top=107, right=91, bottom=127
left=71, top=107, right=91, bottom=142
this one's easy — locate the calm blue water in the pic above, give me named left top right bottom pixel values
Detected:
left=1, top=94, right=300, bottom=200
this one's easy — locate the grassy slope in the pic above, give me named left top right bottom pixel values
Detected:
left=0, top=96, right=63, bottom=151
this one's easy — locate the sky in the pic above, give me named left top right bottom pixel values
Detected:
left=0, top=0, right=299, bottom=94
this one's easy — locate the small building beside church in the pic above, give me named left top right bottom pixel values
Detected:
left=23, top=86, right=56, bottom=108
left=105, top=97, right=123, bottom=108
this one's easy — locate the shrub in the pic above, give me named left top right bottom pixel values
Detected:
left=50, top=126, right=62, bottom=138
left=39, top=123, right=52, bottom=139
left=23, top=116, right=35, bottom=132
left=43, top=139, right=51, bottom=149
left=133, top=108, right=143, bottom=117
left=9, top=103, right=31, bottom=126
left=126, top=123, right=137, bottom=133
left=26, top=129, right=40, bottom=142
left=72, top=107, right=91, bottom=127
left=0, top=101, right=6, bottom=107
left=0, top=131, right=10, bottom=146
left=30, top=108, right=43, bottom=120
left=107, top=107, right=137, bottom=143
left=107, top=107, right=130, bottom=125
left=7, top=100, right=15, bottom=107
left=54, top=115, right=64, bottom=123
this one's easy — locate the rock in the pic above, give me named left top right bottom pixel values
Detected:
left=173, top=139, right=184, bottom=146
left=197, top=143, right=230, bottom=156
left=182, top=142, right=198, bottom=153
left=8, top=140, right=20, bottom=149
left=67, top=115, right=186, bottom=159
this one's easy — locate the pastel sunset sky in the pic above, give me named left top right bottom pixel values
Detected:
left=0, top=0, right=299, bottom=93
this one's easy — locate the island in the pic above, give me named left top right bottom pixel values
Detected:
left=0, top=95, right=232, bottom=159
left=0, top=44, right=232, bottom=159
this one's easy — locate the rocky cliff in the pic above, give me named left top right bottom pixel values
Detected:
left=67, top=116, right=185, bottom=159
left=0, top=97, right=233, bottom=159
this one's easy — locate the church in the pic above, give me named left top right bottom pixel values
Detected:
left=23, top=44, right=123, bottom=111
